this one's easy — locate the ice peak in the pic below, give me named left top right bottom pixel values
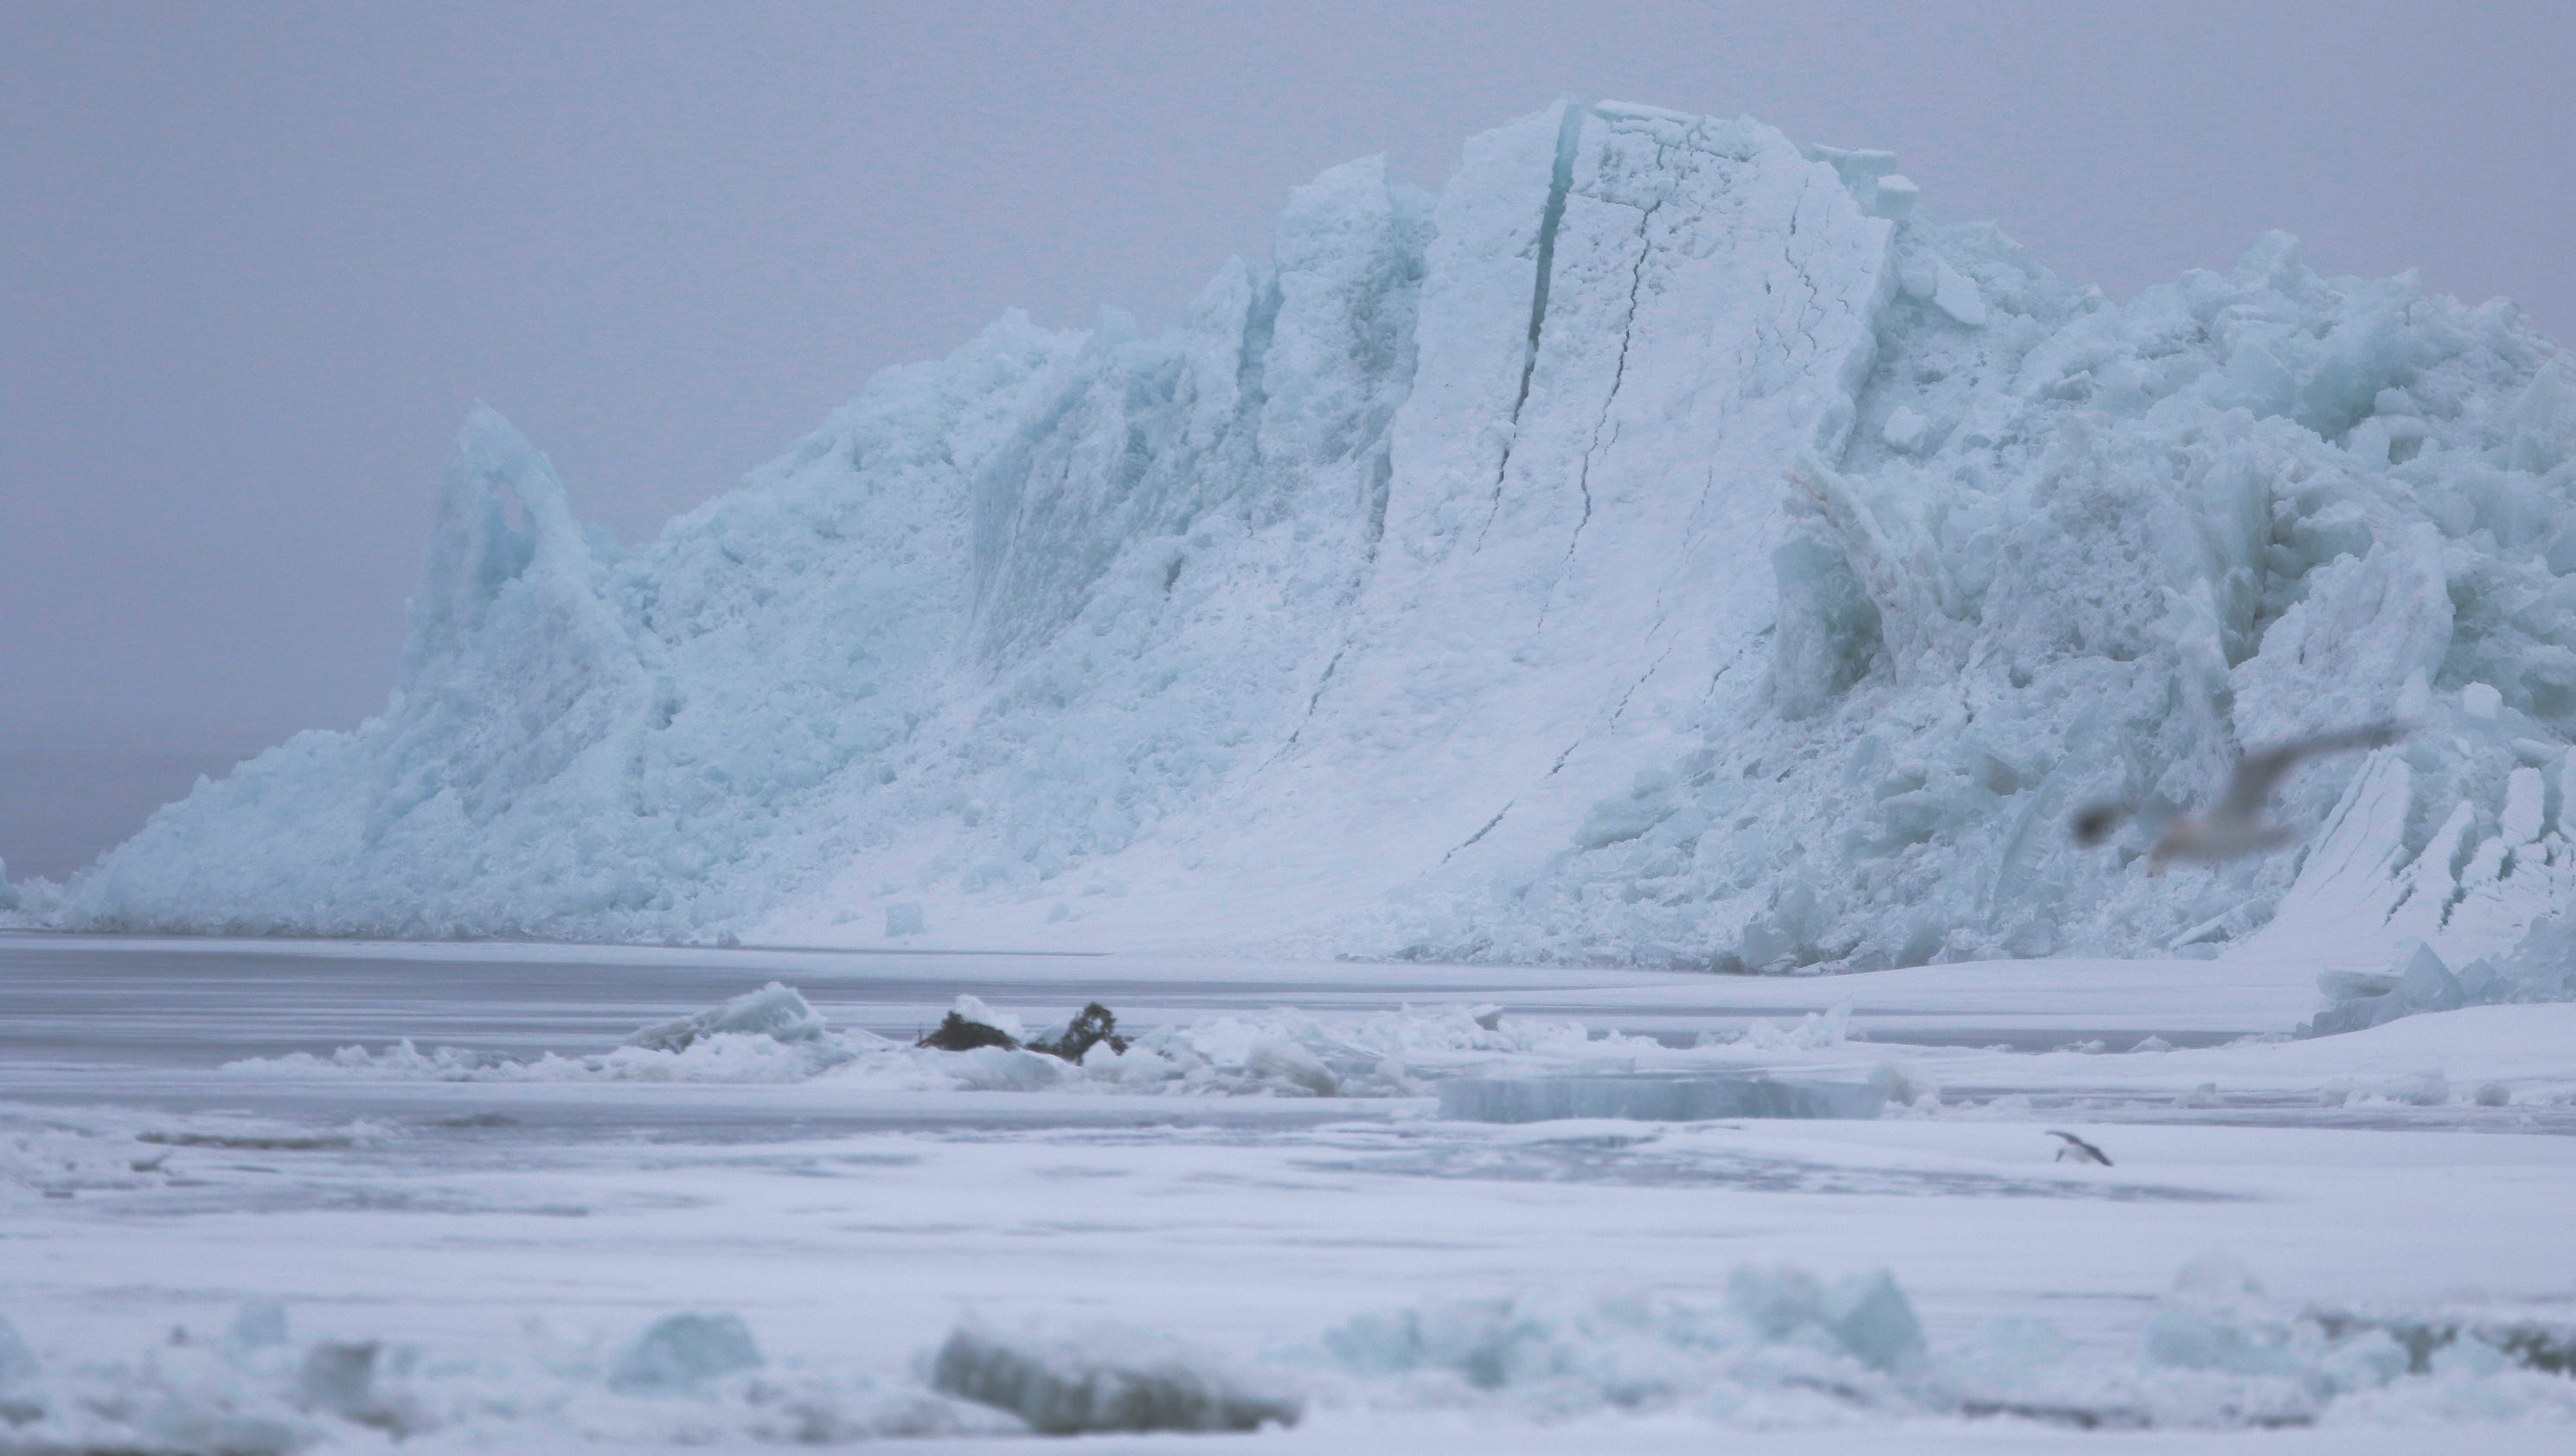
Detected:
left=55, top=103, right=2576, bottom=974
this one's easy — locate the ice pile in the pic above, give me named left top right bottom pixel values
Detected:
left=0, top=1303, right=1004, bottom=1453
left=1317, top=1267, right=1926, bottom=1421
left=39, top=99, right=2576, bottom=972
left=225, top=985, right=1683, bottom=1098
left=3, top=1119, right=183, bottom=1202
left=5, top=1260, right=2569, bottom=1447
left=2305, top=923, right=2576, bottom=1037
left=1312, top=1256, right=2576, bottom=1429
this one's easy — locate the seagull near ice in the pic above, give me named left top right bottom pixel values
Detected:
left=2072, top=724, right=2404, bottom=871
left=2047, top=1130, right=2113, bottom=1166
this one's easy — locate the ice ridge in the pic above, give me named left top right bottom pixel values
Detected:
left=33, top=100, right=2576, bottom=973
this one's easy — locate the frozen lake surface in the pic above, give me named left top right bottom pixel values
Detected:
left=6, top=932, right=2576, bottom=1452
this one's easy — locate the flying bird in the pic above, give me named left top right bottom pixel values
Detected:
left=2047, top=1130, right=2113, bottom=1166
left=2073, top=723, right=2403, bottom=872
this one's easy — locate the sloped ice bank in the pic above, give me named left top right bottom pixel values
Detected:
left=35, top=99, right=2576, bottom=972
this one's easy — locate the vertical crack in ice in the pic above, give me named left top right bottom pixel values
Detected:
left=1605, top=632, right=1678, bottom=730
left=1476, top=103, right=1587, bottom=549
left=1442, top=799, right=1517, bottom=863
left=1235, top=273, right=1283, bottom=433
left=1257, top=647, right=1348, bottom=771
left=1539, top=197, right=1660, bottom=631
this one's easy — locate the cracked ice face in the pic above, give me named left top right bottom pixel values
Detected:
left=42, top=100, right=2576, bottom=981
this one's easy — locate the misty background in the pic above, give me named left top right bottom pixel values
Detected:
left=4, top=0, right=2571, bottom=881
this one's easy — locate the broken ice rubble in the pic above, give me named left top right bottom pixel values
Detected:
left=0, top=1304, right=1003, bottom=1451
left=2304, top=926, right=2576, bottom=1038
left=222, top=984, right=1906, bottom=1103
left=8, top=1254, right=2574, bottom=1447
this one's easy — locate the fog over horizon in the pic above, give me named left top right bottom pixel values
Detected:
left=4, top=0, right=2572, bottom=878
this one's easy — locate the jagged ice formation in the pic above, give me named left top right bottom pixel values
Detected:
left=35, top=100, right=2576, bottom=971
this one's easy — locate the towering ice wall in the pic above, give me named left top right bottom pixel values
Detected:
left=47, top=102, right=2576, bottom=970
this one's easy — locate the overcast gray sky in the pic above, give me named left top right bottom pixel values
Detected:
left=3, top=0, right=2572, bottom=873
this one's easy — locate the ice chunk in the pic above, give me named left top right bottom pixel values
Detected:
left=608, top=1312, right=764, bottom=1395
left=0, top=1312, right=44, bottom=1424
left=1768, top=523, right=1886, bottom=720
left=928, top=1323, right=1299, bottom=1434
left=625, top=982, right=825, bottom=1052
left=1874, top=173, right=1919, bottom=219
left=227, top=1302, right=290, bottom=1351
left=2463, top=682, right=2502, bottom=719
left=1437, top=1074, right=1884, bottom=1123
left=296, top=1340, right=392, bottom=1423
left=1881, top=405, right=1929, bottom=452
left=2502, top=766, right=2545, bottom=844
left=2141, top=1254, right=2301, bottom=1378
left=2392, top=942, right=2465, bottom=1013
left=2307, top=938, right=2471, bottom=1036
left=1929, top=256, right=1988, bottom=327
left=1822, top=1270, right=1926, bottom=1372
left=1244, top=1036, right=1339, bottom=1096
left=884, top=902, right=926, bottom=938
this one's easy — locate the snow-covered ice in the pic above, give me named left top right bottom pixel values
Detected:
left=8, top=99, right=2569, bottom=985
left=8, top=933, right=2576, bottom=1452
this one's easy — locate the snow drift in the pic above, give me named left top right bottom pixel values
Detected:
left=42, top=100, right=2576, bottom=969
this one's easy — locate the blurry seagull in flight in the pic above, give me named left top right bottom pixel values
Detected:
left=2072, top=723, right=2404, bottom=873
left=2047, top=1130, right=2112, bottom=1166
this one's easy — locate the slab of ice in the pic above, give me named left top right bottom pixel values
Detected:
left=1437, top=1074, right=1884, bottom=1123
left=608, top=1312, right=765, bottom=1395
left=2305, top=902, right=2576, bottom=1036
left=0, top=1312, right=43, bottom=1425
left=929, top=1323, right=1299, bottom=1434
left=624, top=981, right=825, bottom=1052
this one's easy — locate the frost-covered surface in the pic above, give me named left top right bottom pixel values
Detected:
left=12, top=936, right=2576, bottom=1453
left=33, top=100, right=2576, bottom=972
left=10, top=1260, right=2573, bottom=1453
left=0, top=1301, right=1009, bottom=1453
left=1306, top=1255, right=2576, bottom=1429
